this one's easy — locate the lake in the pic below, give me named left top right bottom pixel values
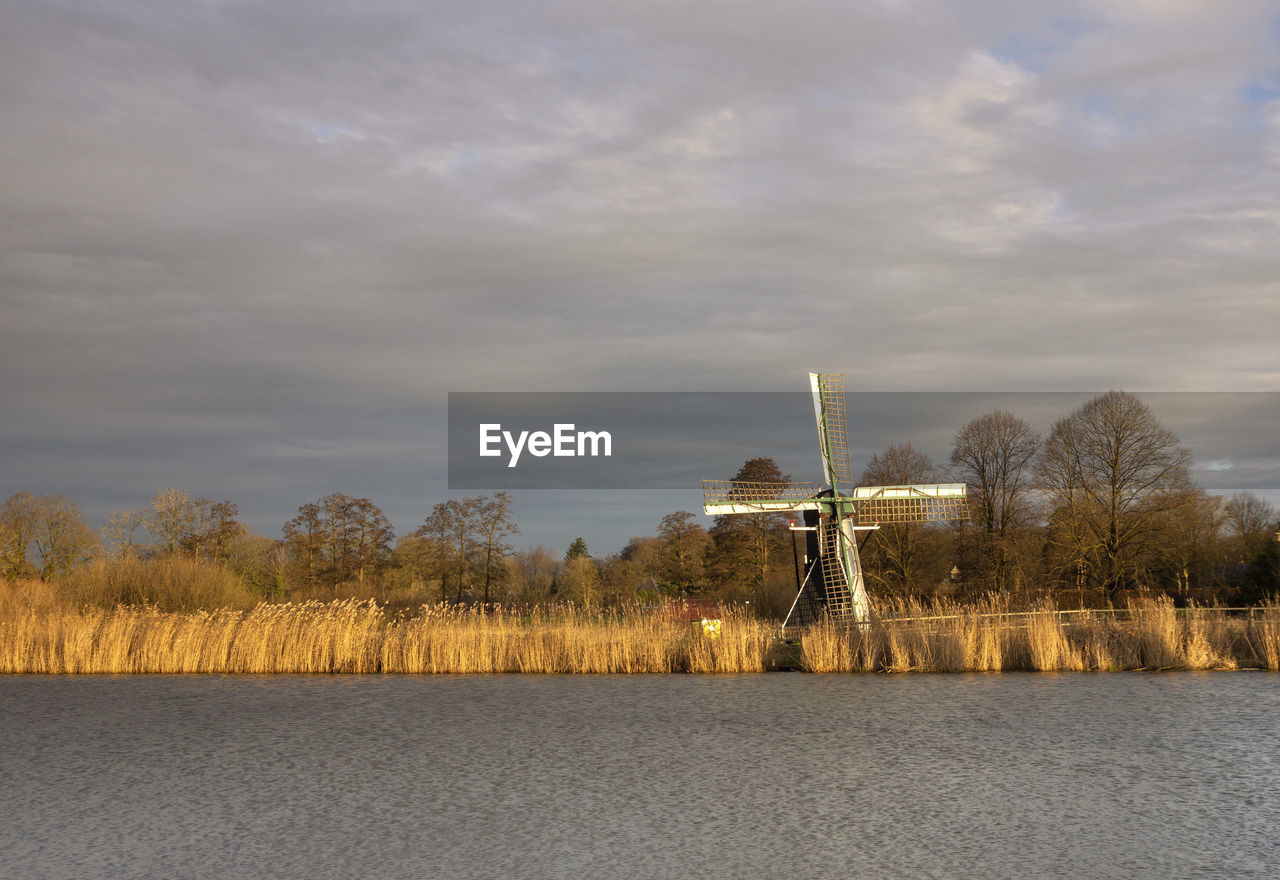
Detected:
left=2, top=673, right=1277, bottom=879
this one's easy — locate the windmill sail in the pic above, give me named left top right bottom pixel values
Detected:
left=817, top=515, right=860, bottom=620
left=810, top=372, right=854, bottom=495
left=703, top=372, right=968, bottom=630
left=852, top=483, right=969, bottom=524
left=702, top=480, right=820, bottom=515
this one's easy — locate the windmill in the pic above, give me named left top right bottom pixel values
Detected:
left=702, top=373, right=968, bottom=629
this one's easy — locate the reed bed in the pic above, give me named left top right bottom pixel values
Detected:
left=796, top=597, right=1280, bottom=673
left=0, top=600, right=772, bottom=675
left=2, top=590, right=1277, bottom=674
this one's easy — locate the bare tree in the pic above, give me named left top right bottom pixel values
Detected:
left=283, top=501, right=324, bottom=587
left=476, top=492, right=519, bottom=604
left=148, top=487, right=197, bottom=556
left=949, top=410, right=1041, bottom=591
left=413, top=498, right=484, bottom=603
left=102, top=507, right=147, bottom=560
left=143, top=489, right=243, bottom=562
left=224, top=528, right=286, bottom=600
left=0, top=491, right=40, bottom=580
left=345, top=496, right=394, bottom=585
left=861, top=443, right=941, bottom=595
left=505, top=545, right=559, bottom=604
left=1, top=492, right=98, bottom=580
left=188, top=499, right=243, bottom=563
left=1161, top=488, right=1225, bottom=596
left=1223, top=490, right=1277, bottom=564
left=415, top=503, right=456, bottom=603
left=445, top=497, right=481, bottom=602
left=282, top=493, right=393, bottom=590
left=1037, top=391, right=1192, bottom=601
left=31, top=494, right=99, bottom=579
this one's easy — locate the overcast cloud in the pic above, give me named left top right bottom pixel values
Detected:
left=2, top=1, right=1278, bottom=551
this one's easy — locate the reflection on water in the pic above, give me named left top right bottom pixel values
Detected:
left=2, top=673, right=1278, bottom=879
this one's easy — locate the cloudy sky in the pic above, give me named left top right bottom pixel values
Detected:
left=3, top=0, right=1278, bottom=553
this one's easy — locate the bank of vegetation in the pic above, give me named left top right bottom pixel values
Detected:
left=3, top=580, right=1277, bottom=674
left=2, top=391, right=1278, bottom=674
left=797, top=597, right=1280, bottom=673
left=0, top=584, right=769, bottom=674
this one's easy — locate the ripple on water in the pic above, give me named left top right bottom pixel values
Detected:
left=2, top=672, right=1278, bottom=879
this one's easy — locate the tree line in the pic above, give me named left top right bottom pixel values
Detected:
left=2, top=391, right=1277, bottom=610
left=577, top=390, right=1277, bottom=611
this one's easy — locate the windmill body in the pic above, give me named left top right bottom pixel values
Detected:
left=703, top=373, right=968, bottom=628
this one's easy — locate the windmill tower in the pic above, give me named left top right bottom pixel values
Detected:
left=702, top=373, right=968, bottom=629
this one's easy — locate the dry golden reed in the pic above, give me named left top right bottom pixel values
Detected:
left=0, top=595, right=771, bottom=675
left=794, top=596, right=1280, bottom=673
left=2, top=580, right=1278, bottom=674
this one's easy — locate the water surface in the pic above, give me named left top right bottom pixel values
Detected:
left=3, top=673, right=1277, bottom=879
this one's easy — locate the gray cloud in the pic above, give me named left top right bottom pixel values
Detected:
left=2, top=1, right=1278, bottom=551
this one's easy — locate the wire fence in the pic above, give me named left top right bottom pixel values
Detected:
left=877, top=606, right=1269, bottom=625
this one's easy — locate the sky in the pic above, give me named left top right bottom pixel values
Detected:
left=2, top=0, right=1278, bottom=555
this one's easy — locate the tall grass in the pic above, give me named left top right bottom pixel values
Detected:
left=2, top=584, right=1278, bottom=674
left=795, top=596, right=1280, bottom=673
left=0, top=598, right=771, bottom=674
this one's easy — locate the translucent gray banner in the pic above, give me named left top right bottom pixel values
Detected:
left=448, top=391, right=1279, bottom=492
